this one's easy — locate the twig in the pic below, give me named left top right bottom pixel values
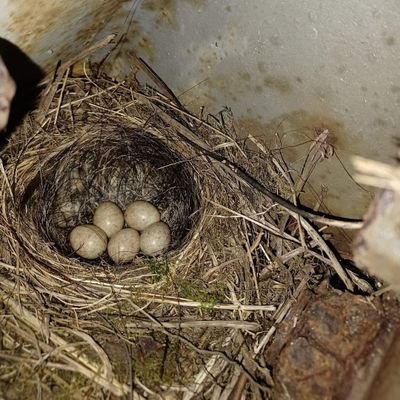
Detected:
left=290, top=131, right=333, bottom=247
left=294, top=215, right=353, bottom=290
left=39, top=34, right=116, bottom=119
left=127, top=319, right=260, bottom=331
left=227, top=374, right=248, bottom=400
left=71, top=282, right=277, bottom=311
left=1, top=290, right=129, bottom=396
left=53, top=68, right=70, bottom=125
left=128, top=300, right=269, bottom=393
left=207, top=199, right=300, bottom=243
left=182, top=355, right=227, bottom=400
left=146, top=101, right=364, bottom=229
left=46, top=83, right=124, bottom=115
left=132, top=56, right=182, bottom=107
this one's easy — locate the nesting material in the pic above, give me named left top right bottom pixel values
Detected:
left=0, top=49, right=363, bottom=398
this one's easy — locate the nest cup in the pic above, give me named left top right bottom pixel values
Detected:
left=30, top=127, right=200, bottom=263
left=0, top=66, right=352, bottom=397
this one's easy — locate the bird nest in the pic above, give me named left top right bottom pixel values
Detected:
left=0, top=48, right=363, bottom=398
left=36, top=127, right=200, bottom=259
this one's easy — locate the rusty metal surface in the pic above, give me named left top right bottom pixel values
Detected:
left=365, top=326, right=400, bottom=400
left=265, top=285, right=399, bottom=400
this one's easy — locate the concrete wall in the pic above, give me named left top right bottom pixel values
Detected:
left=2, top=0, right=399, bottom=218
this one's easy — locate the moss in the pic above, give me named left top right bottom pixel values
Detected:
left=180, top=280, right=225, bottom=309
left=144, top=257, right=170, bottom=282
left=133, top=335, right=185, bottom=389
left=53, top=371, right=92, bottom=400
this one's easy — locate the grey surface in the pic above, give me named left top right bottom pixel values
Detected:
left=2, top=0, right=399, bottom=216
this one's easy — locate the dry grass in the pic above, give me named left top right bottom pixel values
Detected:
left=0, top=40, right=362, bottom=399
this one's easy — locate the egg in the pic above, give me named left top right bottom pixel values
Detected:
left=140, top=221, right=171, bottom=256
left=124, top=200, right=161, bottom=231
left=93, top=201, right=124, bottom=237
left=107, top=228, right=140, bottom=263
left=69, top=224, right=107, bottom=259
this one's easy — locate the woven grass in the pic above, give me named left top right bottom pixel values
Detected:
left=0, top=42, right=362, bottom=399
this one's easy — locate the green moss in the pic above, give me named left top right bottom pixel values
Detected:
left=133, top=336, right=185, bottom=390
left=53, top=372, right=91, bottom=400
left=180, top=280, right=225, bottom=309
left=135, top=351, right=174, bottom=388
left=144, top=257, right=170, bottom=282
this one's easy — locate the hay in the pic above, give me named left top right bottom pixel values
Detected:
left=0, top=46, right=363, bottom=398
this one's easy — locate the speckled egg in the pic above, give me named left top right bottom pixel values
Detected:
left=69, top=224, right=107, bottom=260
left=140, top=221, right=171, bottom=256
left=107, top=228, right=140, bottom=264
left=93, top=201, right=124, bottom=237
left=124, top=200, right=161, bottom=231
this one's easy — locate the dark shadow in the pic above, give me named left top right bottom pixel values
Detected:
left=329, top=260, right=377, bottom=295
left=0, top=37, right=44, bottom=148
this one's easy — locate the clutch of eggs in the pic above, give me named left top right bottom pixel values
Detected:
left=68, top=200, right=171, bottom=262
